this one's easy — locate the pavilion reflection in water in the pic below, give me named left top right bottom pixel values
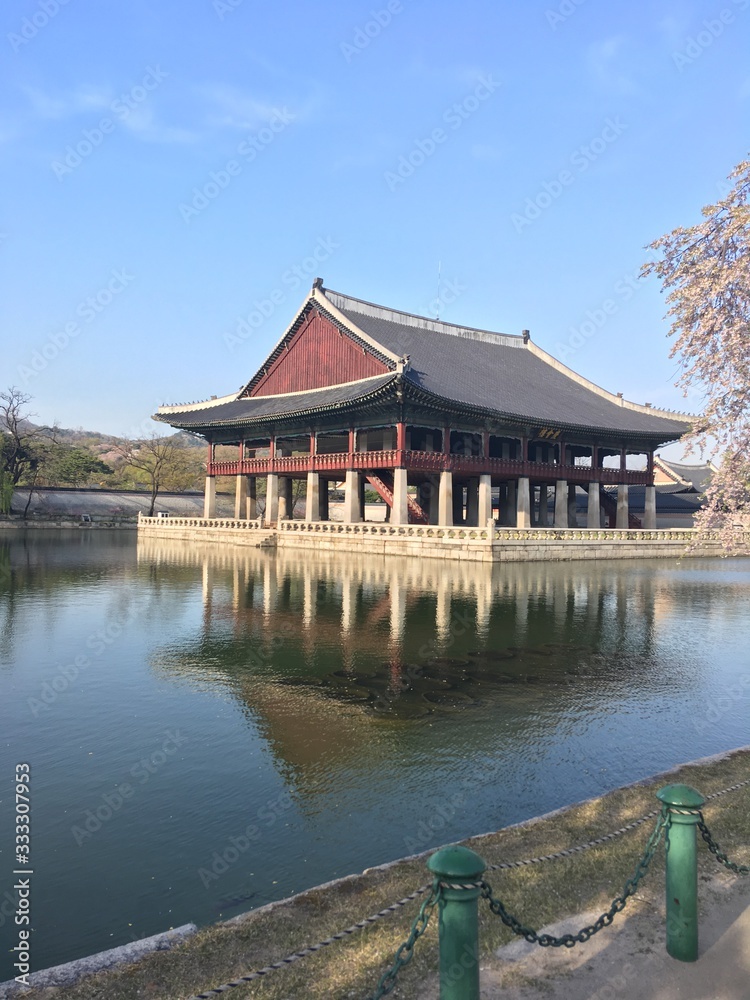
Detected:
left=137, top=537, right=716, bottom=800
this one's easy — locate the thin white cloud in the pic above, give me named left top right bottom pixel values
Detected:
left=22, top=85, right=112, bottom=120
left=587, top=36, right=637, bottom=95
left=195, top=83, right=288, bottom=130
left=471, top=143, right=505, bottom=163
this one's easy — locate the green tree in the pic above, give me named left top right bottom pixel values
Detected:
left=43, top=446, right=113, bottom=487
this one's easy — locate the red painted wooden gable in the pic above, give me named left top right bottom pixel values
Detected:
left=250, top=308, right=390, bottom=397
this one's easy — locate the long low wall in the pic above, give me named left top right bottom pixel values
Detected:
left=137, top=516, right=738, bottom=562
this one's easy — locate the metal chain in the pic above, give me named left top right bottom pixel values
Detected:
left=485, top=809, right=662, bottom=871
left=186, top=886, right=430, bottom=999
left=187, top=774, right=750, bottom=998
left=481, top=809, right=669, bottom=947
left=697, top=815, right=750, bottom=875
left=368, top=884, right=441, bottom=999
left=704, top=776, right=750, bottom=801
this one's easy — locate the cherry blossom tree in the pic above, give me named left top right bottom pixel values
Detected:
left=642, top=159, right=750, bottom=550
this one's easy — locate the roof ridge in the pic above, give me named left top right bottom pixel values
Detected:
left=323, top=286, right=522, bottom=347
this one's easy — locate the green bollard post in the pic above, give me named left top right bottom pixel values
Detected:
left=427, top=845, right=485, bottom=1000
left=656, top=783, right=706, bottom=962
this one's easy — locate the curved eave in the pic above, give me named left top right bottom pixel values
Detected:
left=401, top=380, right=692, bottom=444
left=153, top=377, right=402, bottom=433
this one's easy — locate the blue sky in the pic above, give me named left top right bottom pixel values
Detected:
left=1, top=0, right=747, bottom=458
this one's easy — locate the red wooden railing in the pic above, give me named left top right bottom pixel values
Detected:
left=208, top=451, right=651, bottom=485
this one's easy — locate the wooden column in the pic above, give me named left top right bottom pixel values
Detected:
left=396, top=421, right=407, bottom=465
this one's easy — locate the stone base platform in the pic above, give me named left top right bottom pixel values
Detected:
left=137, top=517, right=735, bottom=563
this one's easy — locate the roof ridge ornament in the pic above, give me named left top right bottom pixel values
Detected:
left=522, top=329, right=530, bottom=344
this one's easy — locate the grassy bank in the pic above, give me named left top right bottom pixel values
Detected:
left=21, top=748, right=750, bottom=1000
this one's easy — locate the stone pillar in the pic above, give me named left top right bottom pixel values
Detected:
left=204, top=476, right=216, bottom=519
left=478, top=474, right=493, bottom=526
left=438, top=470, right=453, bottom=526
left=644, top=484, right=656, bottom=529
left=391, top=467, right=409, bottom=525
left=234, top=474, right=248, bottom=520
left=538, top=483, right=549, bottom=526
left=554, top=480, right=569, bottom=528
left=247, top=477, right=257, bottom=520
left=306, top=471, right=321, bottom=521
left=567, top=483, right=578, bottom=527
left=587, top=482, right=601, bottom=528
left=616, top=483, right=630, bottom=529
left=278, top=477, right=293, bottom=520
left=343, top=470, right=362, bottom=523
left=265, top=473, right=279, bottom=526
left=517, top=477, right=531, bottom=528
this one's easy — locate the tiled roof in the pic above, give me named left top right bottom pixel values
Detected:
left=603, top=485, right=704, bottom=513
left=323, top=288, right=691, bottom=440
left=655, top=459, right=713, bottom=492
left=155, top=374, right=397, bottom=429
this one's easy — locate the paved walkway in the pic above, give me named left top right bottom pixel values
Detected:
left=418, top=869, right=750, bottom=999
left=481, top=873, right=750, bottom=1000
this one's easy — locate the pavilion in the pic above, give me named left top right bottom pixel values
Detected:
left=154, top=280, right=692, bottom=530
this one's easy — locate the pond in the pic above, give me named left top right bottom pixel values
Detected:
left=1, top=530, right=748, bottom=978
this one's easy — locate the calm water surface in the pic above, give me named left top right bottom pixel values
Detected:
left=0, top=530, right=748, bottom=977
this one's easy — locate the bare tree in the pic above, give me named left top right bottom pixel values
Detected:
left=0, top=387, right=58, bottom=517
left=116, top=433, right=203, bottom=516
